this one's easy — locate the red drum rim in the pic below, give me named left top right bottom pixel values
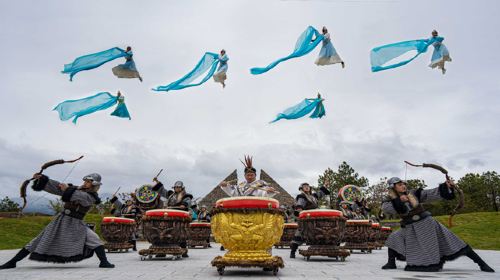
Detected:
left=215, top=196, right=279, bottom=209
left=145, top=209, right=190, bottom=218
left=102, top=217, right=135, bottom=224
left=346, top=219, right=371, bottom=225
left=371, top=222, right=381, bottom=228
left=299, top=209, right=343, bottom=219
left=284, top=223, right=299, bottom=228
left=381, top=226, right=392, bottom=231
left=190, top=222, right=211, bottom=227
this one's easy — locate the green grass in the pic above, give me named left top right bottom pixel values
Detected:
left=0, top=214, right=104, bottom=250
left=0, top=212, right=499, bottom=250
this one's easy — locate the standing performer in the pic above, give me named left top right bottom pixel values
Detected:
left=428, top=30, right=452, bottom=74
left=0, top=173, right=114, bottom=269
left=290, top=182, right=330, bottom=258
left=112, top=46, right=143, bottom=82
left=381, top=177, right=494, bottom=272
left=110, top=194, right=141, bottom=251
left=219, top=156, right=277, bottom=197
left=152, top=179, right=193, bottom=257
left=315, top=26, right=345, bottom=68
left=213, top=49, right=229, bottom=88
left=197, top=205, right=211, bottom=222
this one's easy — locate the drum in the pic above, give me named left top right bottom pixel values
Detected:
left=135, top=184, right=161, bottom=210
left=380, top=226, right=392, bottom=245
left=188, top=222, right=211, bottom=248
left=211, top=197, right=285, bottom=275
left=342, top=220, right=372, bottom=253
left=275, top=223, right=298, bottom=248
left=338, top=185, right=363, bottom=204
left=298, top=209, right=350, bottom=261
left=369, top=222, right=382, bottom=249
left=139, top=209, right=191, bottom=259
left=101, top=217, right=136, bottom=252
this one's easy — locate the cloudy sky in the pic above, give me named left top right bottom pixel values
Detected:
left=1, top=0, right=499, bottom=205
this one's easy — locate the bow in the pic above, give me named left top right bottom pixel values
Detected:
left=404, top=161, right=465, bottom=227
left=19, top=156, right=84, bottom=212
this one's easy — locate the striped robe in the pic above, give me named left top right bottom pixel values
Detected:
left=382, top=184, right=467, bottom=268
left=24, top=176, right=103, bottom=263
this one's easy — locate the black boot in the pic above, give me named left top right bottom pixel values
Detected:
left=94, top=246, right=115, bottom=268
left=466, top=246, right=495, bottom=272
left=290, top=243, right=298, bottom=259
left=129, top=240, right=137, bottom=251
left=181, top=242, right=189, bottom=258
left=0, top=248, right=30, bottom=270
left=381, top=248, right=397, bottom=269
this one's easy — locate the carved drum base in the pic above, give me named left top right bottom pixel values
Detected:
left=299, top=246, right=350, bottom=261
left=341, top=242, right=372, bottom=253
left=188, top=240, right=210, bottom=248
left=139, top=245, right=187, bottom=260
left=274, top=224, right=297, bottom=249
left=104, top=242, right=134, bottom=252
left=211, top=255, right=284, bottom=276
left=274, top=241, right=292, bottom=249
left=367, top=242, right=378, bottom=250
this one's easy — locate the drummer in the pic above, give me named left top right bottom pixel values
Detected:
left=339, top=201, right=354, bottom=219
left=290, top=182, right=331, bottom=258
left=219, top=155, right=277, bottom=197
left=110, top=193, right=141, bottom=251
left=196, top=205, right=212, bottom=248
left=152, top=179, right=193, bottom=258
left=197, top=205, right=211, bottom=222
left=152, top=179, right=193, bottom=210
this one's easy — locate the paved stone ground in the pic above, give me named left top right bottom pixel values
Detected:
left=0, top=242, right=498, bottom=280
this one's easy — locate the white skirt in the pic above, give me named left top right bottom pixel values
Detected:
left=315, top=54, right=343, bottom=66
left=213, top=71, right=227, bottom=83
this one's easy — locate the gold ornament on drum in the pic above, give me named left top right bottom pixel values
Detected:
left=211, top=198, right=285, bottom=262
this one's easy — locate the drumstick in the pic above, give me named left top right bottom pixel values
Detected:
left=153, top=169, right=164, bottom=181
left=112, top=187, right=121, bottom=197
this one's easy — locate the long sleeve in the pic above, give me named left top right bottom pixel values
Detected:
left=152, top=182, right=171, bottom=198
left=32, top=175, right=63, bottom=196
left=61, top=188, right=96, bottom=207
left=382, top=200, right=398, bottom=216
left=296, top=197, right=308, bottom=210
left=382, top=194, right=410, bottom=216
left=220, top=184, right=238, bottom=196
left=417, top=184, right=455, bottom=203
left=181, top=197, right=192, bottom=208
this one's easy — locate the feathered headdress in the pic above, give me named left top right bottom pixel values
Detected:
left=240, top=155, right=256, bottom=174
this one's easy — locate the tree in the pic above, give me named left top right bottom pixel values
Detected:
left=318, top=161, right=369, bottom=207
left=458, top=172, right=500, bottom=213
left=364, top=178, right=388, bottom=218
left=482, top=171, right=500, bottom=212
left=405, top=179, right=426, bottom=191
left=0, top=196, right=20, bottom=212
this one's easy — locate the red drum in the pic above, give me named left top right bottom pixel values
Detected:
left=188, top=222, right=212, bottom=248
left=139, top=209, right=191, bottom=259
left=380, top=226, right=392, bottom=245
left=369, top=222, right=382, bottom=249
left=298, top=209, right=350, bottom=261
left=342, top=220, right=372, bottom=253
left=101, top=217, right=136, bottom=252
left=275, top=223, right=298, bottom=248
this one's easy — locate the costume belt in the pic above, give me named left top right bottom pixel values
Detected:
left=400, top=211, right=431, bottom=227
left=62, top=203, right=90, bottom=220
